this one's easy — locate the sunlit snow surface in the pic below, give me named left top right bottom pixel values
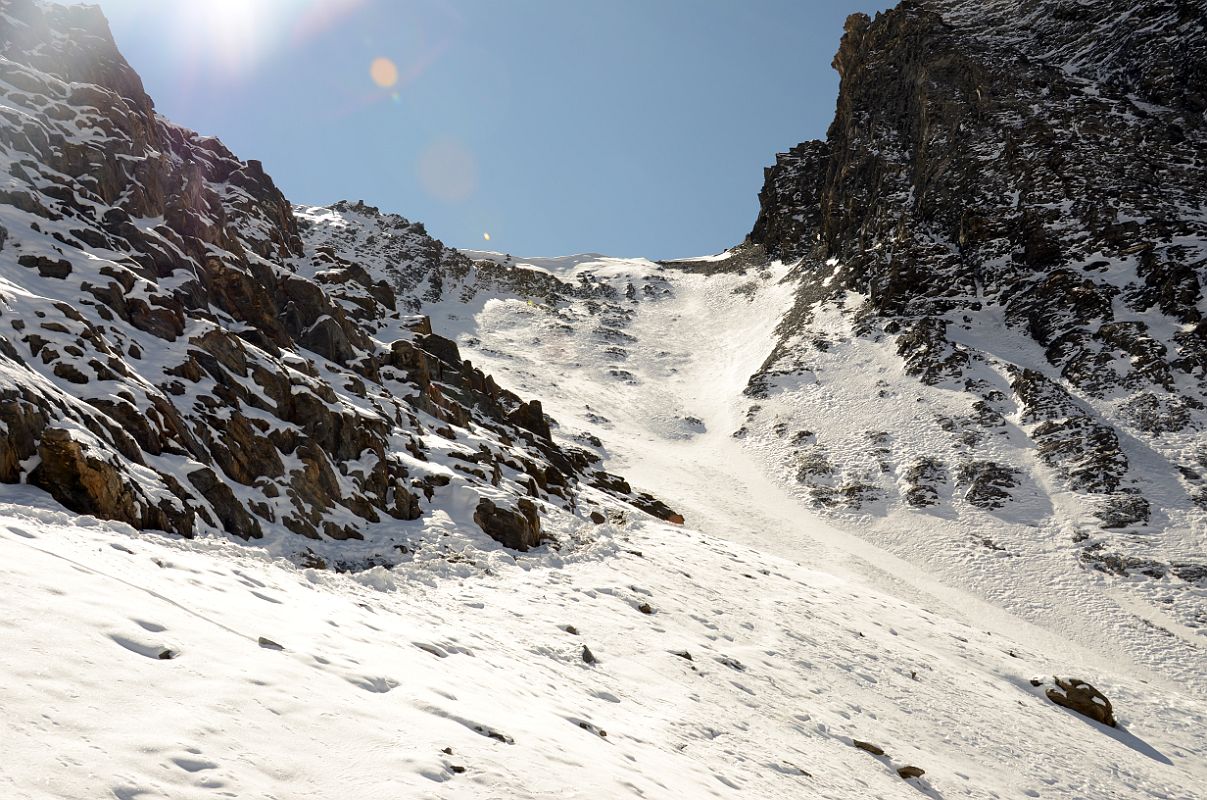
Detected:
left=2, top=490, right=1205, bottom=799
left=443, top=252, right=1207, bottom=695
left=4, top=233, right=1205, bottom=797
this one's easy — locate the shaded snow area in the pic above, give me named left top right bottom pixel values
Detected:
left=3, top=491, right=1206, bottom=800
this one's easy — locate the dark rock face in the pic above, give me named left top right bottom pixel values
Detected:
left=29, top=427, right=193, bottom=535
left=743, top=0, right=1205, bottom=581
left=0, top=1, right=665, bottom=557
left=473, top=498, right=543, bottom=551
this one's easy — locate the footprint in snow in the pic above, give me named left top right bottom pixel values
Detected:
left=418, top=704, right=515, bottom=744
left=169, top=756, right=218, bottom=773
left=347, top=675, right=399, bottom=693
left=132, top=619, right=167, bottom=633
left=568, top=717, right=608, bottom=738
left=766, top=761, right=812, bottom=777
left=414, top=642, right=448, bottom=658
left=414, top=640, right=474, bottom=658
left=471, top=724, right=513, bottom=744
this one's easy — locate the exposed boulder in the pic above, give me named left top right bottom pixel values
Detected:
left=1031, top=676, right=1117, bottom=727
left=509, top=399, right=551, bottom=441
left=29, top=428, right=193, bottom=536
left=852, top=740, right=885, bottom=756
left=473, top=497, right=543, bottom=551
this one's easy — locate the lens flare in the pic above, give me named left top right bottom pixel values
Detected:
left=370, top=57, right=399, bottom=88
left=417, top=139, right=477, bottom=203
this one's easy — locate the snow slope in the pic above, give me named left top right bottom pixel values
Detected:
left=3, top=486, right=1205, bottom=800
left=405, top=250, right=1207, bottom=698
left=1, top=2, right=1205, bottom=797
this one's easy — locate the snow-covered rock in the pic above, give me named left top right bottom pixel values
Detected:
left=1, top=1, right=1206, bottom=798
left=0, top=0, right=672, bottom=563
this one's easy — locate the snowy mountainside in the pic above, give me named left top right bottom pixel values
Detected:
left=1, top=0, right=1207, bottom=798
left=729, top=0, right=1207, bottom=652
left=294, top=186, right=1206, bottom=689
left=743, top=0, right=1207, bottom=575
left=4, top=496, right=1206, bottom=800
left=384, top=246, right=1207, bottom=696
left=0, top=0, right=678, bottom=565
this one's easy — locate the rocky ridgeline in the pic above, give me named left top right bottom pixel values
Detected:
left=290, top=201, right=684, bottom=521
left=292, top=201, right=682, bottom=317
left=743, top=0, right=1205, bottom=573
left=0, top=0, right=675, bottom=557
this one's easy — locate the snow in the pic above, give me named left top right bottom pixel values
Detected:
left=422, top=253, right=1199, bottom=687
left=5, top=240, right=1196, bottom=797
left=3, top=2, right=1206, bottom=796
left=3, top=482, right=1205, bottom=800
left=3, top=210, right=1206, bottom=796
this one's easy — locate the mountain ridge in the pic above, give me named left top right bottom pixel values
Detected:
left=742, top=0, right=1205, bottom=585
left=0, top=0, right=677, bottom=565
left=2, top=1, right=1207, bottom=797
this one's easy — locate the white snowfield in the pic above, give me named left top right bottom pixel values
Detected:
left=2, top=489, right=1205, bottom=800
left=2, top=249, right=1206, bottom=799
left=443, top=252, right=1207, bottom=695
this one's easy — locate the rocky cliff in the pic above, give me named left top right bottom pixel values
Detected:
left=0, top=0, right=672, bottom=563
left=743, top=0, right=1205, bottom=583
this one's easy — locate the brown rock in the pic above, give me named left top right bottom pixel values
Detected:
left=0, top=394, right=48, bottom=481
left=18, top=253, right=72, bottom=278
left=300, top=316, right=354, bottom=364
left=509, top=399, right=551, bottom=441
left=473, top=497, right=543, bottom=551
left=1044, top=676, right=1117, bottom=727
left=415, top=332, right=462, bottom=367
left=28, top=427, right=193, bottom=536
left=187, top=467, right=263, bottom=539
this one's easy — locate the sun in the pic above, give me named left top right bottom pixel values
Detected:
left=138, top=0, right=295, bottom=80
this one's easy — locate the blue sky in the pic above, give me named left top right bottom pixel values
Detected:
left=88, top=0, right=887, bottom=258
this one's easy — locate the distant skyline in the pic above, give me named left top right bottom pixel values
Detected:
left=85, top=0, right=889, bottom=258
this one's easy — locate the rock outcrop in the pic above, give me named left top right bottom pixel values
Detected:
left=1031, top=676, right=1118, bottom=728
left=739, top=0, right=1205, bottom=587
left=0, top=0, right=673, bottom=560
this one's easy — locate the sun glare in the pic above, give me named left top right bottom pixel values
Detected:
left=123, top=0, right=367, bottom=82
left=174, top=0, right=285, bottom=78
